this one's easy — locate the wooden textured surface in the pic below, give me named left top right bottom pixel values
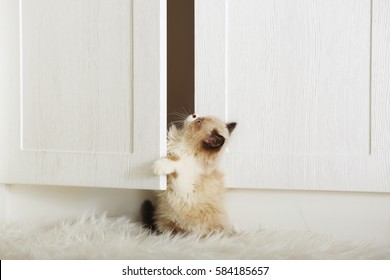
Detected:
left=21, top=0, right=133, bottom=154
left=0, top=0, right=167, bottom=189
left=196, top=0, right=390, bottom=192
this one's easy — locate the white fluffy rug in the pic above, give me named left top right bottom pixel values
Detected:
left=0, top=214, right=389, bottom=259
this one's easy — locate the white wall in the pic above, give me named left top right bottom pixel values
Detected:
left=1, top=184, right=390, bottom=247
left=225, top=189, right=390, bottom=247
left=0, top=184, right=152, bottom=223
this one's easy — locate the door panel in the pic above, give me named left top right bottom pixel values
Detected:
left=21, top=0, right=133, bottom=154
left=0, top=0, right=167, bottom=189
left=196, top=0, right=390, bottom=192
left=227, top=0, right=370, bottom=156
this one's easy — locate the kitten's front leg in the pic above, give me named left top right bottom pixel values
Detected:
left=153, top=157, right=178, bottom=176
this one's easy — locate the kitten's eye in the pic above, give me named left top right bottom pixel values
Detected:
left=192, top=114, right=197, bottom=118
left=196, top=119, right=202, bottom=125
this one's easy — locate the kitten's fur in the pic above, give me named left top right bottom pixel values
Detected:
left=141, top=114, right=236, bottom=235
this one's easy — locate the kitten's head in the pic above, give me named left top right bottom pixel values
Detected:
left=181, top=114, right=236, bottom=159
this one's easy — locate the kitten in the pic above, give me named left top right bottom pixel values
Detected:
left=141, top=114, right=237, bottom=235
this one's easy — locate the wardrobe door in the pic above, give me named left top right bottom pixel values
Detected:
left=0, top=0, right=166, bottom=189
left=196, top=0, right=390, bottom=192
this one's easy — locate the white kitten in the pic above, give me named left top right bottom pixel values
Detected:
left=141, top=114, right=237, bottom=235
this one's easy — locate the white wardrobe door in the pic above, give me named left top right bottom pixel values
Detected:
left=0, top=0, right=167, bottom=189
left=196, top=0, right=390, bottom=192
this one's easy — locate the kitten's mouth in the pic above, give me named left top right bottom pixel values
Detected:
left=203, top=132, right=225, bottom=151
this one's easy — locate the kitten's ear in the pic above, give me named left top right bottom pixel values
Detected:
left=203, top=132, right=225, bottom=150
left=227, top=122, right=237, bottom=134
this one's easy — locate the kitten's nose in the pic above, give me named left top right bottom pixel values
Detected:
left=192, top=114, right=197, bottom=118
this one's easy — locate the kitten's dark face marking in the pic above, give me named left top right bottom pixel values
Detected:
left=203, top=130, right=225, bottom=151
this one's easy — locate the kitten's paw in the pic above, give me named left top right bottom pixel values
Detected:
left=153, top=158, right=176, bottom=175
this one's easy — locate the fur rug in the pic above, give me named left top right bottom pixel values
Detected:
left=0, top=214, right=389, bottom=260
